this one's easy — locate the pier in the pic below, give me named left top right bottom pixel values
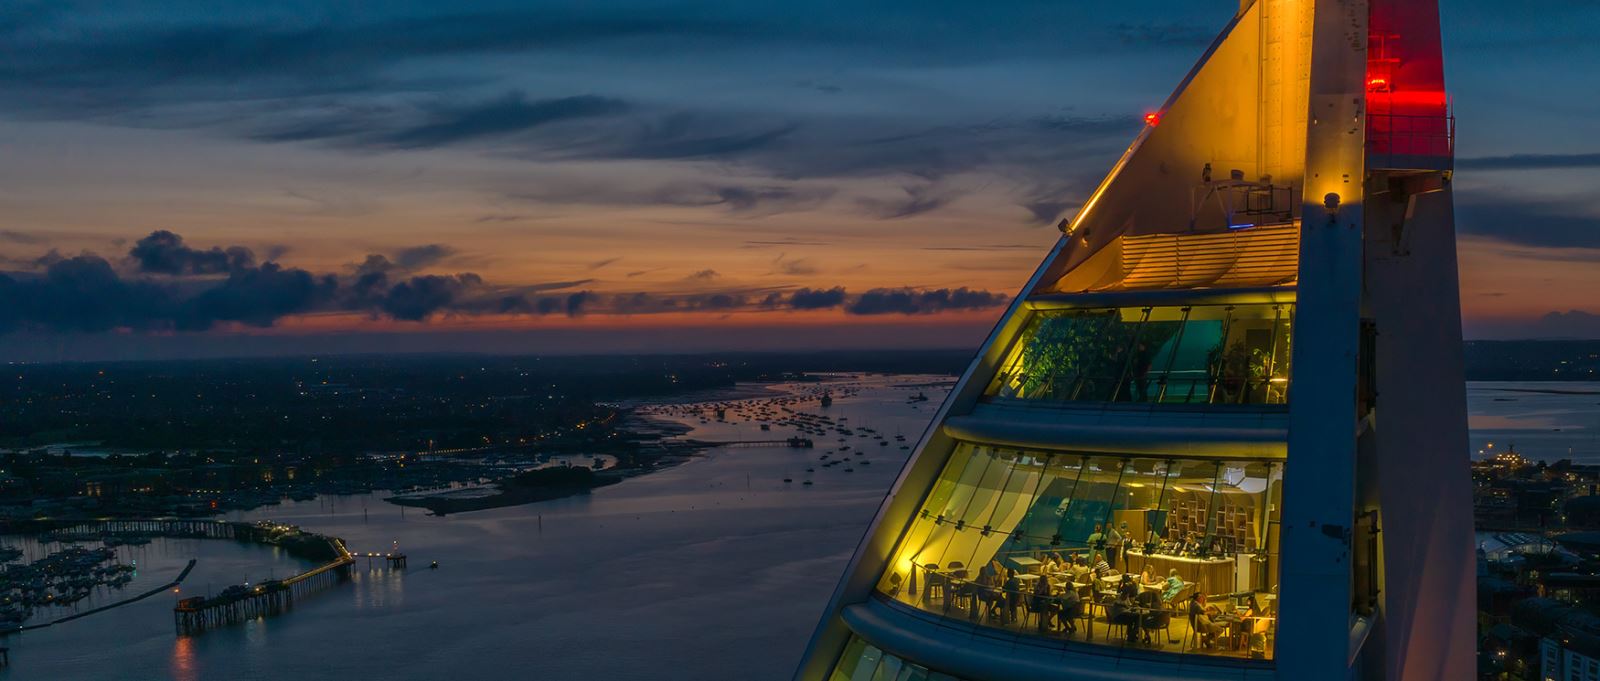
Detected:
left=715, top=438, right=815, bottom=449
left=0, top=517, right=375, bottom=637
left=45, top=518, right=248, bottom=542
left=174, top=535, right=357, bottom=635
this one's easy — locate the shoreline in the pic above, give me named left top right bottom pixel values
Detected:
left=381, top=375, right=867, bottom=515
left=383, top=408, right=714, bottom=516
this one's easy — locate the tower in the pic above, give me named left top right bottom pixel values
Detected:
left=794, top=0, right=1471, bottom=679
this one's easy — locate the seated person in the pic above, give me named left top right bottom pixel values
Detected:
left=1091, top=553, right=1114, bottom=579
left=1117, top=574, right=1139, bottom=601
left=1030, top=574, right=1061, bottom=632
left=1136, top=589, right=1165, bottom=644
left=1237, top=595, right=1260, bottom=619
left=1069, top=555, right=1091, bottom=579
left=1058, top=585, right=1083, bottom=634
left=1048, top=552, right=1069, bottom=573
left=1000, top=568, right=1024, bottom=622
left=1139, top=564, right=1163, bottom=587
left=1160, top=569, right=1186, bottom=603
left=1135, top=587, right=1162, bottom=611
left=1186, top=593, right=1226, bottom=648
left=1179, top=532, right=1203, bottom=555
left=1039, top=553, right=1059, bottom=573
left=1109, top=586, right=1142, bottom=644
left=974, top=567, right=1005, bottom=620
left=977, top=560, right=1001, bottom=586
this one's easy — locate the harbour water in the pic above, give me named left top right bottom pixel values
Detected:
left=1, top=376, right=1594, bottom=680
left=1468, top=381, right=1600, bottom=462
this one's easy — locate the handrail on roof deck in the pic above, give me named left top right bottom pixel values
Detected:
left=1026, top=286, right=1297, bottom=310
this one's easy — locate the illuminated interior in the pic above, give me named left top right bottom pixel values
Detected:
left=874, top=443, right=1283, bottom=660
left=985, top=302, right=1294, bottom=406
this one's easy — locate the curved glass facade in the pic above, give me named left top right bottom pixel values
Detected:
left=876, top=443, right=1282, bottom=660
left=829, top=637, right=969, bottom=681
left=986, top=303, right=1293, bottom=405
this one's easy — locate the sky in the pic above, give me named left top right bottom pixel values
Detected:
left=1, top=0, right=1597, bottom=361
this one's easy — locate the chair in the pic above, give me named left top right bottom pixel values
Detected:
left=1184, top=610, right=1202, bottom=650
left=924, top=564, right=945, bottom=603
left=1100, top=597, right=1129, bottom=642
left=945, top=570, right=972, bottom=614
left=1064, top=598, right=1088, bottom=637
left=1141, top=608, right=1172, bottom=647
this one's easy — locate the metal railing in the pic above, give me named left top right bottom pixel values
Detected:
left=1367, top=113, right=1455, bottom=169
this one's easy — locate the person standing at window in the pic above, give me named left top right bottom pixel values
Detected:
left=1111, top=522, right=1129, bottom=569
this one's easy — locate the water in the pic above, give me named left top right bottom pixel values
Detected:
left=1468, top=381, right=1600, bottom=462
left=3, top=376, right=1593, bottom=680
left=1, top=374, right=950, bottom=680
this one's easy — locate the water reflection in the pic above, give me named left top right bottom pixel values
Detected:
left=169, top=635, right=197, bottom=681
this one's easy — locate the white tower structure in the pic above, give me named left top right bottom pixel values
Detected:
left=795, top=0, right=1471, bottom=679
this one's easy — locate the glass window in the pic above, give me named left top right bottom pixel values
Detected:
left=986, top=303, right=1293, bottom=406
left=829, top=637, right=968, bottom=681
left=878, top=443, right=1283, bottom=662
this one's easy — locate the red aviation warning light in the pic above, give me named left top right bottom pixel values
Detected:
left=1144, top=112, right=1160, bottom=126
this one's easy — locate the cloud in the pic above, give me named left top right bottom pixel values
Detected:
left=846, top=287, right=1008, bottom=315
left=711, top=185, right=834, bottom=214
left=741, top=239, right=832, bottom=248
left=376, top=93, right=629, bottom=149
left=920, top=244, right=1040, bottom=252
left=182, top=263, right=339, bottom=329
left=787, top=287, right=848, bottom=310
left=1022, top=199, right=1075, bottom=226
left=376, top=273, right=481, bottom=321
left=393, top=244, right=456, bottom=270
left=777, top=258, right=819, bottom=276
left=688, top=269, right=720, bottom=280
left=1457, top=153, right=1600, bottom=171
left=474, top=214, right=528, bottom=223
left=608, top=291, right=753, bottom=315
left=0, top=9, right=752, bottom=115
left=1457, top=197, right=1600, bottom=250
left=353, top=244, right=459, bottom=277
left=587, top=257, right=623, bottom=271
left=0, top=231, right=596, bottom=333
left=1109, top=22, right=1213, bottom=46
left=0, top=239, right=1013, bottom=332
left=563, top=291, right=592, bottom=316
left=504, top=180, right=831, bottom=216
left=0, top=255, right=176, bottom=333
left=857, top=184, right=963, bottom=219
left=543, top=113, right=798, bottom=162
left=0, top=230, right=44, bottom=245
left=251, top=93, right=631, bottom=150
left=1529, top=310, right=1600, bottom=339
left=128, top=230, right=256, bottom=275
